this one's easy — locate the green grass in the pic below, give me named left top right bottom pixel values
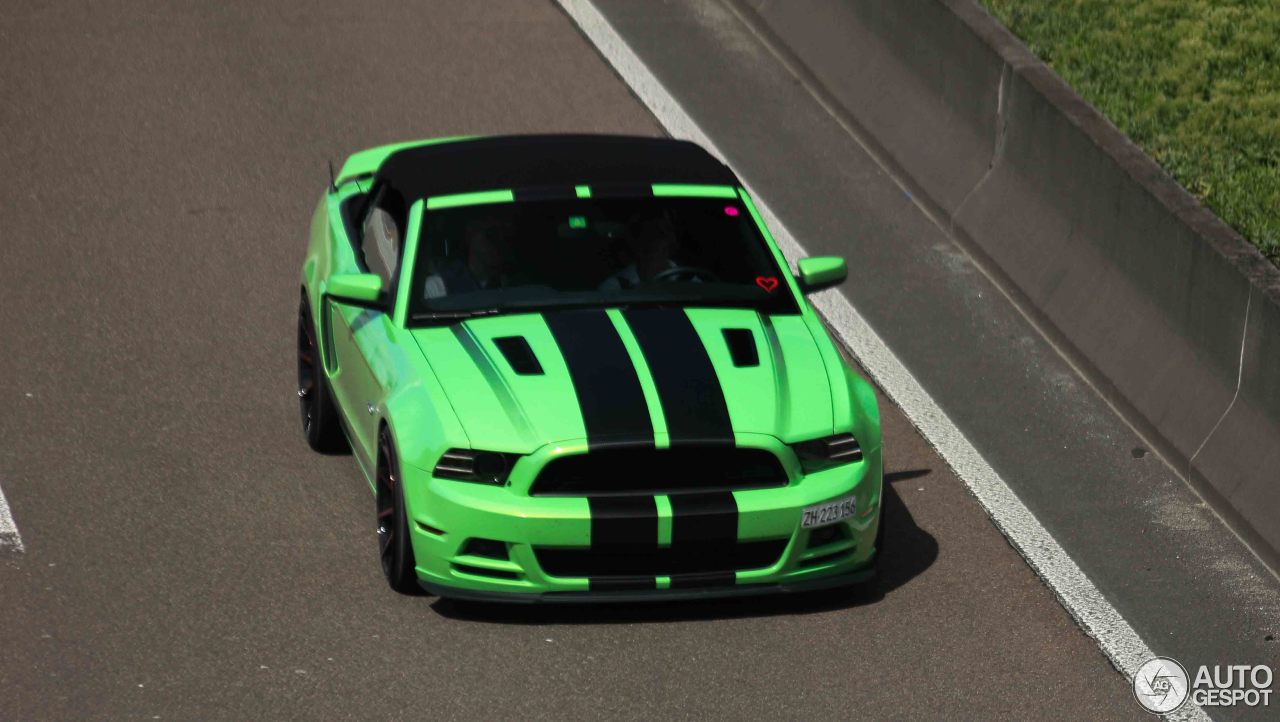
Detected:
left=978, top=0, right=1280, bottom=266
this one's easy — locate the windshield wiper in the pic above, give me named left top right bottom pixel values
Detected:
left=411, top=293, right=769, bottom=325
left=410, top=308, right=504, bottom=324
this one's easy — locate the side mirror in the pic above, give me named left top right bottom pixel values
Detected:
left=795, top=256, right=848, bottom=294
left=326, top=273, right=386, bottom=309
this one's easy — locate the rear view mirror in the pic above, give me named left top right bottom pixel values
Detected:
left=795, top=256, right=848, bottom=294
left=327, top=273, right=386, bottom=309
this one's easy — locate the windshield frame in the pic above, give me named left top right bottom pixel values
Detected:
left=397, top=184, right=803, bottom=328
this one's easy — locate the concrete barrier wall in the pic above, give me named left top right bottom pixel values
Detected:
left=738, top=0, right=1280, bottom=560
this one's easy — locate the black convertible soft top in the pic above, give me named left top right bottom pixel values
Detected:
left=376, top=134, right=739, bottom=200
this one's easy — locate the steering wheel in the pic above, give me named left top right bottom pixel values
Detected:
left=651, top=265, right=720, bottom=283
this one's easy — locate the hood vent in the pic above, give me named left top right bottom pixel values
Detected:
left=722, top=328, right=759, bottom=367
left=493, top=335, right=544, bottom=375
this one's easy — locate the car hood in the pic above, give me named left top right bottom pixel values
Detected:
left=410, top=308, right=835, bottom=453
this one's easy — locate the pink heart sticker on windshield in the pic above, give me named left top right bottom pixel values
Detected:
left=756, top=276, right=779, bottom=293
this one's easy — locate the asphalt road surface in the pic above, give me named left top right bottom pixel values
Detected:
left=1, top=1, right=1141, bottom=719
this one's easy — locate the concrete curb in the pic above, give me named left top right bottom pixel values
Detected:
left=732, top=0, right=1280, bottom=565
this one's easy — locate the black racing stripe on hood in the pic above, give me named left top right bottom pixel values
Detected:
left=544, top=309, right=653, bottom=449
left=668, top=492, right=738, bottom=588
left=587, top=496, right=658, bottom=591
left=622, top=308, right=733, bottom=446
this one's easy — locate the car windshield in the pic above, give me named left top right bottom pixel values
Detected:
left=407, top=194, right=797, bottom=323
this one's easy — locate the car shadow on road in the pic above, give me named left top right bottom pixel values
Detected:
left=430, top=469, right=939, bottom=625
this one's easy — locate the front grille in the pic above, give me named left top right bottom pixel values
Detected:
left=535, top=539, right=788, bottom=578
left=529, top=446, right=788, bottom=496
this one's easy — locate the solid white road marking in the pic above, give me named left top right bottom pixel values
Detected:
left=0, top=481, right=23, bottom=552
left=554, top=1, right=1208, bottom=719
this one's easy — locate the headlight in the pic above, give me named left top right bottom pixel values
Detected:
left=792, top=433, right=862, bottom=474
left=433, top=448, right=518, bottom=485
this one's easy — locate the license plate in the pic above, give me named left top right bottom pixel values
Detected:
left=801, top=496, right=857, bottom=529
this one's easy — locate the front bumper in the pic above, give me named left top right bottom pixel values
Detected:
left=419, top=564, right=877, bottom=604
left=401, top=439, right=883, bottom=602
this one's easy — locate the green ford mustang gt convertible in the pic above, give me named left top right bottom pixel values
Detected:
left=298, top=134, right=883, bottom=602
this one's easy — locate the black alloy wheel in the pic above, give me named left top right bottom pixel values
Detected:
left=377, top=428, right=420, bottom=594
left=297, top=294, right=347, bottom=453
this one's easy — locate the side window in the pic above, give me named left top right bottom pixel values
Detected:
left=360, top=187, right=405, bottom=286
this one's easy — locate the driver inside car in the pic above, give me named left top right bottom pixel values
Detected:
left=598, top=214, right=684, bottom=290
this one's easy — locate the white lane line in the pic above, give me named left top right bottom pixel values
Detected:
left=0, top=481, right=23, bottom=552
left=555, top=1, right=1208, bottom=719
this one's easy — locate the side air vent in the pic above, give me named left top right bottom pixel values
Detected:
left=722, top=328, right=759, bottom=367
left=493, top=336, right=544, bottom=375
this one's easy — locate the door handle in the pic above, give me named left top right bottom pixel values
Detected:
left=366, top=403, right=377, bottom=416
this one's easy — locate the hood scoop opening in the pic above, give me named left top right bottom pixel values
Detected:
left=722, top=328, right=760, bottom=367
left=493, top=335, right=544, bottom=375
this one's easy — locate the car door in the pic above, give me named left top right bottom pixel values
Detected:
left=329, top=185, right=406, bottom=474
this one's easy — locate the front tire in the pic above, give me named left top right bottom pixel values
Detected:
left=376, top=428, right=420, bottom=594
left=298, top=294, right=347, bottom=454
